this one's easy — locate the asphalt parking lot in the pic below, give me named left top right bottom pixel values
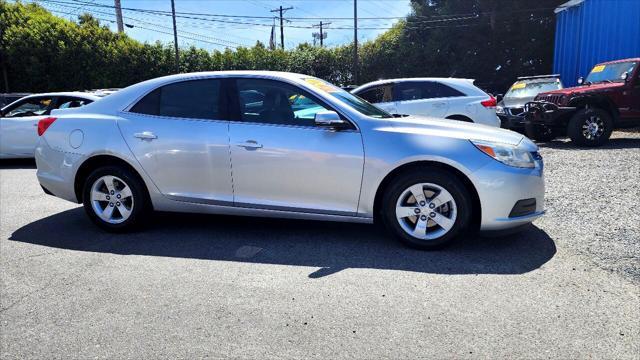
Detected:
left=1, top=131, right=639, bottom=359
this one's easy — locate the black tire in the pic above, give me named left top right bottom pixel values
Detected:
left=380, top=168, right=472, bottom=250
left=525, top=122, right=556, bottom=142
left=82, top=165, right=150, bottom=232
left=567, top=107, right=613, bottom=147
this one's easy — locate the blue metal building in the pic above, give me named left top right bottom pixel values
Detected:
left=553, top=0, right=640, bottom=86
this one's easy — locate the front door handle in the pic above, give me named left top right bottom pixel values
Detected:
left=134, top=131, right=157, bottom=141
left=236, top=140, right=263, bottom=150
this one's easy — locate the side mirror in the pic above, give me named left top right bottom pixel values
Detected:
left=314, top=110, right=348, bottom=129
left=621, top=72, right=630, bottom=82
left=577, top=77, right=584, bottom=85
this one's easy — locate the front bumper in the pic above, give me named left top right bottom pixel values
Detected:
left=524, top=101, right=577, bottom=129
left=498, top=113, right=527, bottom=130
left=471, top=156, right=545, bottom=231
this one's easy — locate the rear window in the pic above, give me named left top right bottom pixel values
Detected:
left=395, top=81, right=465, bottom=101
left=130, top=79, right=222, bottom=119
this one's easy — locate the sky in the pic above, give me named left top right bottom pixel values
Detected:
left=25, top=0, right=412, bottom=51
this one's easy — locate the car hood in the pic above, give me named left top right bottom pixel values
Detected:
left=499, top=96, right=536, bottom=108
left=540, top=82, right=625, bottom=96
left=384, top=116, right=531, bottom=148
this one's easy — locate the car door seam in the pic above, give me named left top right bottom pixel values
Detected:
left=227, top=121, right=236, bottom=206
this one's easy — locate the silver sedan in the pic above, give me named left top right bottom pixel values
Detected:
left=35, top=71, right=545, bottom=249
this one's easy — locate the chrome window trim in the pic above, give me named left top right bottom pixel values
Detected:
left=117, top=110, right=230, bottom=124
left=122, top=74, right=360, bottom=131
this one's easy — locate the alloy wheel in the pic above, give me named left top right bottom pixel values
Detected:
left=582, top=115, right=605, bottom=140
left=90, top=175, right=134, bottom=224
left=395, top=183, right=457, bottom=240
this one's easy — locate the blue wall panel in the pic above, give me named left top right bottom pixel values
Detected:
left=553, top=0, right=640, bottom=86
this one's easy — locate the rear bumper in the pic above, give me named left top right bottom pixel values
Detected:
left=35, top=139, right=81, bottom=203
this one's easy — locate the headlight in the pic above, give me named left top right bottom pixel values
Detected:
left=496, top=106, right=506, bottom=115
left=471, top=140, right=536, bottom=168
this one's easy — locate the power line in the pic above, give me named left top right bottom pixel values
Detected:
left=36, top=0, right=556, bottom=21
left=42, top=3, right=238, bottom=49
left=40, top=0, right=246, bottom=47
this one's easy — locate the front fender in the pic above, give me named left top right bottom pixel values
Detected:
left=357, top=130, right=493, bottom=217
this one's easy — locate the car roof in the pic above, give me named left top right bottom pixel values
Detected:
left=353, top=77, right=475, bottom=91
left=516, top=74, right=561, bottom=81
left=66, top=71, right=340, bottom=115
left=141, top=71, right=310, bottom=84
left=598, top=58, right=640, bottom=65
left=20, top=92, right=102, bottom=100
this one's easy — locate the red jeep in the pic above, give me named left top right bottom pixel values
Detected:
left=524, top=58, right=640, bottom=146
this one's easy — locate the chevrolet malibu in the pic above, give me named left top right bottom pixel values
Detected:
left=35, top=71, right=545, bottom=249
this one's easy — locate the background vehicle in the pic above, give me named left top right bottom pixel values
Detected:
left=0, top=93, right=31, bottom=108
left=35, top=71, right=544, bottom=250
left=351, top=78, right=500, bottom=127
left=525, top=58, right=640, bottom=146
left=0, top=92, right=101, bottom=159
left=497, top=75, right=563, bottom=132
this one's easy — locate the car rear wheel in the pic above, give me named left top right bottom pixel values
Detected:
left=381, top=169, right=471, bottom=250
left=82, top=166, right=149, bottom=232
left=567, top=107, right=613, bottom=147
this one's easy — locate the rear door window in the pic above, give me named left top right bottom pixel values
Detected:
left=130, top=79, right=224, bottom=120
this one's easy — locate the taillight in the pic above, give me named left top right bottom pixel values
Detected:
left=481, top=96, right=497, bottom=108
left=37, top=117, right=57, bottom=136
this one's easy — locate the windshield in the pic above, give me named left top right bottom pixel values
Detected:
left=585, top=61, right=637, bottom=83
left=505, top=79, right=562, bottom=98
left=302, top=77, right=392, bottom=118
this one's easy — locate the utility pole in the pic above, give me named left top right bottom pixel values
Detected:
left=353, top=0, right=358, bottom=84
left=271, top=6, right=293, bottom=50
left=312, top=21, right=330, bottom=47
left=114, top=0, right=124, bottom=33
left=170, top=0, right=179, bottom=73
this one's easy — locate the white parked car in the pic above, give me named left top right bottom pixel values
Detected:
left=0, top=92, right=102, bottom=159
left=352, top=78, right=500, bottom=127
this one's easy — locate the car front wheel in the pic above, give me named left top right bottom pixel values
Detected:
left=567, top=107, right=613, bottom=147
left=82, top=165, right=149, bottom=232
left=525, top=122, right=556, bottom=142
left=381, top=169, right=472, bottom=250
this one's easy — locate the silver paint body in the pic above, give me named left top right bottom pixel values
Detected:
left=35, top=71, right=544, bottom=230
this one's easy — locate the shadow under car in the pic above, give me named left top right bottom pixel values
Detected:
left=9, top=208, right=556, bottom=278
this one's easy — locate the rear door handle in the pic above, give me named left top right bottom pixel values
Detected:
left=134, top=132, right=157, bottom=140
left=433, top=102, right=447, bottom=108
left=236, top=140, right=263, bottom=150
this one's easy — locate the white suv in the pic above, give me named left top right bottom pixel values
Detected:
left=352, top=78, right=500, bottom=127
